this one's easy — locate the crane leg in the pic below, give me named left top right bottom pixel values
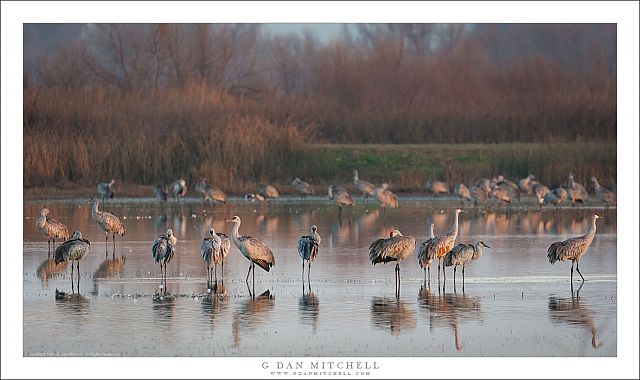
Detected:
left=252, top=262, right=256, bottom=291
left=48, top=240, right=51, bottom=256
left=246, top=264, right=252, bottom=283
left=214, top=265, right=217, bottom=283
left=308, top=262, right=312, bottom=283
left=77, top=261, right=80, bottom=292
left=453, top=265, right=457, bottom=287
left=302, top=261, right=305, bottom=282
left=105, top=235, right=108, bottom=256
left=462, top=266, right=465, bottom=292
left=576, top=261, right=585, bottom=282
left=570, top=261, right=575, bottom=283
left=221, top=262, right=224, bottom=282
left=112, top=234, right=116, bottom=253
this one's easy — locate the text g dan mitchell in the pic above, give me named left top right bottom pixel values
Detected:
left=262, top=361, right=380, bottom=371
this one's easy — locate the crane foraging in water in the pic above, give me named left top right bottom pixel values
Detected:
left=89, top=198, right=126, bottom=255
left=544, top=188, right=568, bottom=209
left=328, top=185, right=355, bottom=217
left=423, top=208, right=464, bottom=281
left=417, top=223, right=437, bottom=282
left=353, top=169, right=376, bottom=201
left=375, top=183, right=399, bottom=209
left=547, top=214, right=602, bottom=283
left=170, top=179, right=187, bottom=201
left=369, top=229, right=416, bottom=295
left=35, top=208, right=70, bottom=255
left=298, top=225, right=321, bottom=282
left=152, top=229, right=177, bottom=289
left=54, top=231, right=90, bottom=293
left=226, top=216, right=275, bottom=290
left=534, top=184, right=551, bottom=210
left=97, top=179, right=115, bottom=202
left=444, top=241, right=490, bottom=288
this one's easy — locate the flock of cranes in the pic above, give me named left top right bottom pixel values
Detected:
left=40, top=184, right=605, bottom=296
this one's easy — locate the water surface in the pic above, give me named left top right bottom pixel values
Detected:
left=23, top=198, right=617, bottom=356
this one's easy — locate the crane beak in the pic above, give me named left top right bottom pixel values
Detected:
left=483, top=243, right=490, bottom=248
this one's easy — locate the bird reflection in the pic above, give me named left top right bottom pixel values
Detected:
left=37, top=258, right=67, bottom=289
left=548, top=282, right=601, bottom=349
left=370, top=296, right=416, bottom=336
left=154, top=214, right=168, bottom=234
left=418, top=284, right=482, bottom=350
left=201, top=282, right=229, bottom=323
left=54, top=289, right=89, bottom=320
left=299, top=283, right=320, bottom=333
left=232, top=290, right=275, bottom=348
left=94, top=256, right=126, bottom=279
left=152, top=294, right=176, bottom=322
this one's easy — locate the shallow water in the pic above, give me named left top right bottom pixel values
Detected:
left=23, top=198, right=617, bottom=356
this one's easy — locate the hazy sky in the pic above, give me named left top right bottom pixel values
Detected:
left=262, top=23, right=344, bottom=40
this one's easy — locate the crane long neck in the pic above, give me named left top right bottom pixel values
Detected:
left=91, top=201, right=100, bottom=217
left=448, top=212, right=460, bottom=238
left=313, top=230, right=321, bottom=243
left=429, top=225, right=435, bottom=239
left=231, top=221, right=241, bottom=243
left=588, top=218, right=598, bottom=237
left=473, top=242, right=483, bottom=260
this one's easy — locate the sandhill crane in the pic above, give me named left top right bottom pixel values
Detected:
left=423, top=208, right=464, bottom=281
left=89, top=198, right=126, bottom=254
left=547, top=214, right=602, bottom=282
left=55, top=231, right=90, bottom=293
left=170, top=179, right=187, bottom=201
left=534, top=184, right=551, bottom=210
left=518, top=174, right=536, bottom=194
left=35, top=208, right=70, bottom=255
left=590, top=176, right=616, bottom=207
left=328, top=185, right=355, bottom=217
left=497, top=176, right=520, bottom=200
left=153, top=184, right=168, bottom=202
left=426, top=180, right=449, bottom=194
left=567, top=173, right=588, bottom=206
left=97, top=179, right=115, bottom=202
left=444, top=241, right=490, bottom=288
left=292, top=178, right=314, bottom=198
left=353, top=169, right=376, bottom=201
left=476, top=178, right=491, bottom=195
left=226, top=216, right=275, bottom=291
left=375, top=183, right=399, bottom=208
left=195, top=177, right=228, bottom=205
left=257, top=184, right=279, bottom=199
left=470, top=186, right=488, bottom=205
left=201, top=227, right=222, bottom=284
left=544, top=188, right=568, bottom=209
left=152, top=228, right=177, bottom=289
left=298, top=225, right=321, bottom=281
left=243, top=192, right=266, bottom=202
left=417, top=223, right=436, bottom=281
left=454, top=183, right=471, bottom=202
left=490, top=186, right=512, bottom=206
left=369, top=230, right=416, bottom=295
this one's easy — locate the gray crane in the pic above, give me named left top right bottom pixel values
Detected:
left=490, top=186, right=512, bottom=206
left=292, top=178, right=314, bottom=198
left=475, top=178, right=491, bottom=195
left=567, top=173, right=588, bottom=206
left=153, top=184, right=168, bottom=202
left=195, top=177, right=228, bottom=205
left=257, top=184, right=279, bottom=199
left=170, top=179, right=187, bottom=201
left=454, top=183, right=471, bottom=202
left=89, top=198, right=126, bottom=255
left=534, top=183, right=551, bottom=210
left=544, top=188, right=568, bottom=209
left=54, top=231, right=90, bottom=293
left=518, top=174, right=536, bottom=194
left=353, top=169, right=376, bottom=201
left=201, top=227, right=222, bottom=284
left=35, top=208, right=70, bottom=255
left=152, top=228, right=177, bottom=290
left=444, top=241, right=490, bottom=288
left=328, top=185, right=355, bottom=217
left=375, top=183, right=399, bottom=208
left=369, top=230, right=416, bottom=295
left=423, top=208, right=464, bottom=281
left=591, top=176, right=616, bottom=207
left=547, top=214, right=602, bottom=282
left=417, top=222, right=436, bottom=281
left=226, top=216, right=275, bottom=290
left=97, top=179, right=115, bottom=202
left=426, top=180, right=449, bottom=194
left=470, top=186, right=488, bottom=205
left=298, top=225, right=321, bottom=282
left=496, top=175, right=520, bottom=200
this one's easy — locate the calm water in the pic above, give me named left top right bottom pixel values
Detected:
left=23, top=197, right=617, bottom=356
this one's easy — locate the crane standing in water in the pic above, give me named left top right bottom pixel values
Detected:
left=226, top=216, right=276, bottom=292
left=375, top=183, right=399, bottom=209
left=292, top=178, right=314, bottom=198
left=444, top=241, right=490, bottom=288
left=97, top=179, right=115, bottom=202
left=35, top=208, right=70, bottom=256
left=353, top=169, right=376, bottom=201
left=547, top=214, right=602, bottom=283
left=201, top=227, right=222, bottom=284
left=55, top=231, right=91, bottom=293
left=153, top=184, right=168, bottom=202
left=328, top=185, right=355, bottom=217
left=171, top=179, right=187, bottom=201
left=424, top=208, right=464, bottom=281
left=369, top=230, right=416, bottom=296
left=417, top=223, right=436, bottom=282
left=152, top=229, right=177, bottom=290
left=298, top=225, right=321, bottom=282
left=590, top=176, right=616, bottom=208
left=89, top=198, right=126, bottom=255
